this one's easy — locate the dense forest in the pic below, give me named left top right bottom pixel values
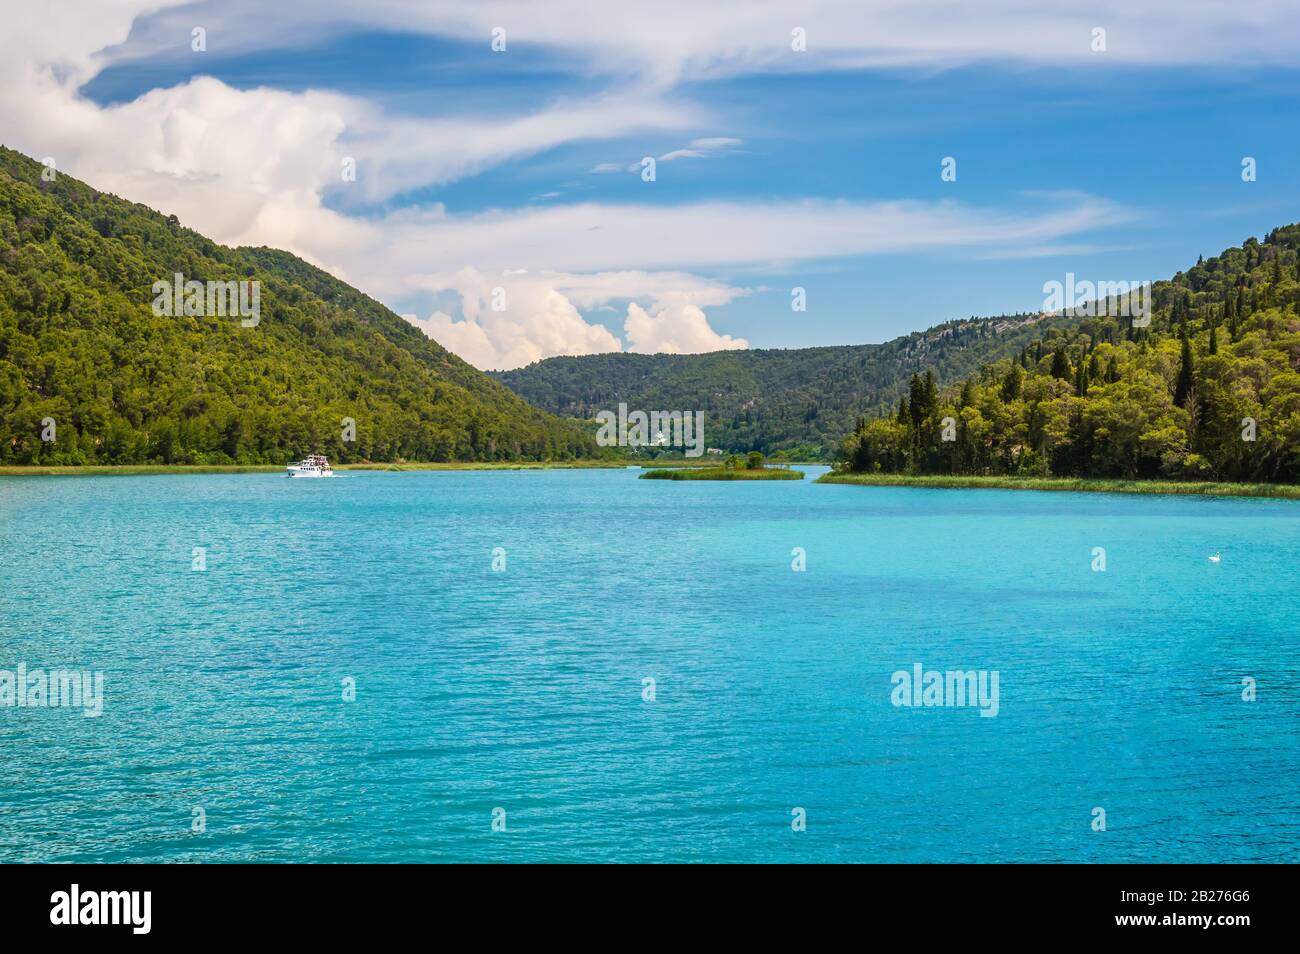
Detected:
left=6, top=140, right=1297, bottom=480
left=493, top=312, right=1090, bottom=459
left=0, top=146, right=594, bottom=465
left=840, top=227, right=1300, bottom=482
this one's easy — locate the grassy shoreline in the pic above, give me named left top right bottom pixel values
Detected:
left=640, top=466, right=804, bottom=481
left=816, top=471, right=1300, bottom=500
left=0, top=461, right=628, bottom=477
left=639, top=458, right=824, bottom=468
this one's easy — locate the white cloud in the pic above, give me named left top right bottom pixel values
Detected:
left=362, top=195, right=1134, bottom=282
left=688, top=137, right=744, bottom=150
left=398, top=268, right=749, bottom=369
left=99, top=1, right=1300, bottom=83
left=291, top=194, right=1135, bottom=367
left=0, top=0, right=1232, bottom=371
left=337, top=88, right=703, bottom=204
left=594, top=136, right=743, bottom=171
left=658, top=136, right=743, bottom=163
left=625, top=302, right=748, bottom=354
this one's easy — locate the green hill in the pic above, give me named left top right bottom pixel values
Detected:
left=840, top=227, right=1300, bottom=482
left=0, top=145, right=594, bottom=465
left=492, top=312, right=1090, bottom=459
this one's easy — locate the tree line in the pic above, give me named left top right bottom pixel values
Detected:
left=841, top=227, right=1300, bottom=482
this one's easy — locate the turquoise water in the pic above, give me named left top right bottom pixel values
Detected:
left=1, top=467, right=1296, bottom=863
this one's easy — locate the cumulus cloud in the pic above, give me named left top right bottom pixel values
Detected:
left=323, top=193, right=1134, bottom=368
left=0, top=0, right=1243, bottom=371
left=410, top=269, right=622, bottom=370
left=625, top=302, right=748, bottom=354
left=399, top=268, right=749, bottom=369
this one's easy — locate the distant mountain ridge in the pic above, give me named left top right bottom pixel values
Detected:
left=0, top=145, right=593, bottom=465
left=492, top=311, right=1089, bottom=458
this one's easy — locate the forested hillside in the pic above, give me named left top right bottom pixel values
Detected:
left=0, top=146, right=594, bottom=465
left=840, top=227, right=1300, bottom=482
left=493, top=312, right=1087, bottom=459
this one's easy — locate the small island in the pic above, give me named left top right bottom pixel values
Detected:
left=640, top=452, right=804, bottom=480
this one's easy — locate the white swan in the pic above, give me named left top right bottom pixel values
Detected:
left=1208, top=552, right=1221, bottom=563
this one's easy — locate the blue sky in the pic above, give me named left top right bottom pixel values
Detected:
left=6, top=2, right=1300, bottom=366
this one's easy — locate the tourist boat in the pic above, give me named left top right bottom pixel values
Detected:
left=286, top=454, right=334, bottom=478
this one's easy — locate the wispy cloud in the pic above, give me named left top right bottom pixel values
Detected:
left=0, top=0, right=1264, bottom=369
left=591, top=136, right=743, bottom=173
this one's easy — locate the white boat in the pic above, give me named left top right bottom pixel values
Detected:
left=286, top=454, right=335, bottom=478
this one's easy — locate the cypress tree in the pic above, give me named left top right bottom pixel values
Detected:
left=908, top=373, right=925, bottom=429
left=1050, top=347, right=1071, bottom=380
left=1174, top=335, right=1195, bottom=407
left=1209, top=323, right=1218, bottom=355
left=1001, top=363, right=1023, bottom=401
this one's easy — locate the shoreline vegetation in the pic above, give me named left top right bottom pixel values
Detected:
left=0, top=461, right=628, bottom=477
left=640, top=466, right=804, bottom=481
left=635, top=457, right=821, bottom=468
left=816, top=471, right=1300, bottom=499
left=4, top=463, right=1295, bottom=498
left=836, top=227, right=1300, bottom=493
